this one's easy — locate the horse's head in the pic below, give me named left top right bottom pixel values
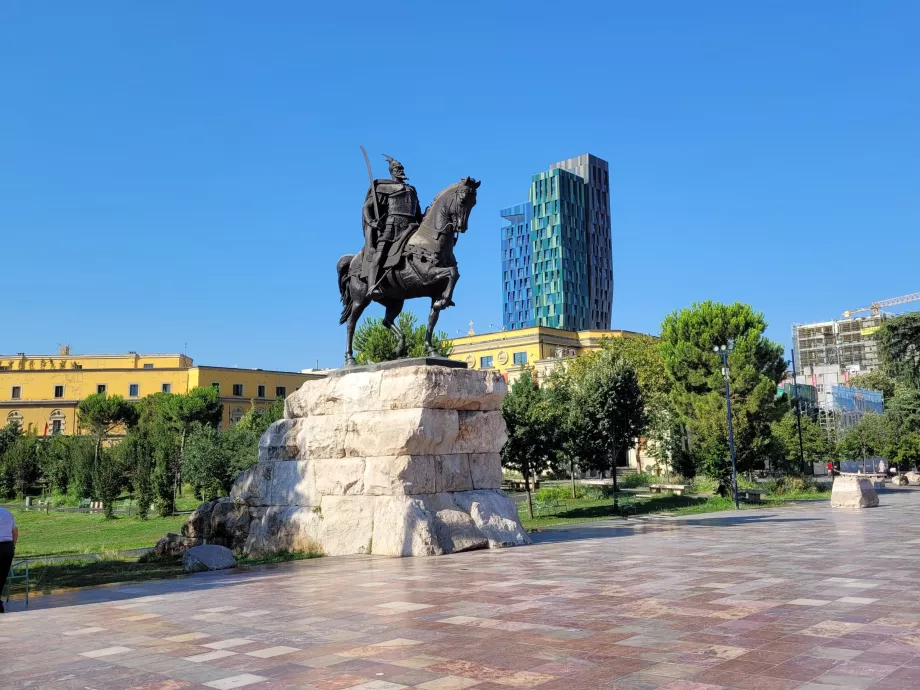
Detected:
left=452, top=176, right=480, bottom=234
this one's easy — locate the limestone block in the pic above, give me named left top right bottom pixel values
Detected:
left=907, top=471, right=920, bottom=485
left=230, top=463, right=273, bottom=506
left=182, top=501, right=214, bottom=541
left=183, top=545, right=236, bottom=573
left=345, top=408, right=459, bottom=457
left=831, top=476, right=880, bottom=509
left=285, top=365, right=506, bottom=416
left=454, top=410, right=508, bottom=454
left=259, top=419, right=304, bottom=462
left=209, top=498, right=251, bottom=548
left=452, top=490, right=531, bottom=548
left=154, top=533, right=197, bottom=558
left=319, top=495, right=375, bottom=555
left=468, top=453, right=503, bottom=490
left=376, top=366, right=507, bottom=411
left=286, top=370, right=381, bottom=418
left=364, top=455, right=437, bottom=495
left=436, top=454, right=473, bottom=493
left=314, top=457, right=366, bottom=496
left=422, top=493, right=489, bottom=553
left=297, top=414, right=348, bottom=459
left=245, top=506, right=322, bottom=557
left=371, top=496, right=443, bottom=556
left=268, top=460, right=318, bottom=507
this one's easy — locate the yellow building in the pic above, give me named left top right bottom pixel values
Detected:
left=0, top=348, right=324, bottom=435
left=449, top=326, right=645, bottom=381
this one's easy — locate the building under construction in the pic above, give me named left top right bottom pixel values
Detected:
left=792, top=292, right=920, bottom=441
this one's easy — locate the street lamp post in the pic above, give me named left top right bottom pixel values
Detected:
left=714, top=342, right=740, bottom=509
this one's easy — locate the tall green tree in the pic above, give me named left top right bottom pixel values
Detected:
left=575, top=352, right=647, bottom=502
left=771, top=410, right=834, bottom=471
left=501, top=369, right=559, bottom=518
left=844, top=370, right=896, bottom=401
left=837, top=412, right=893, bottom=468
left=0, top=431, right=41, bottom=499
left=878, top=312, right=920, bottom=387
left=353, top=312, right=452, bottom=364
left=77, top=393, right=138, bottom=466
left=660, top=301, right=787, bottom=483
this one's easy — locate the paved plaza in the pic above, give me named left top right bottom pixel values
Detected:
left=4, top=491, right=920, bottom=690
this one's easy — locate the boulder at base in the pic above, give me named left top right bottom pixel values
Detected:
left=830, top=475, right=879, bottom=509
left=182, top=545, right=237, bottom=573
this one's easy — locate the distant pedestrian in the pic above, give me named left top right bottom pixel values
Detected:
left=0, top=506, right=18, bottom=613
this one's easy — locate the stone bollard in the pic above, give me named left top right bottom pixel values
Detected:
left=830, top=475, right=879, bottom=509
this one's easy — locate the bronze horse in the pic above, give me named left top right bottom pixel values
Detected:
left=337, top=177, right=480, bottom=366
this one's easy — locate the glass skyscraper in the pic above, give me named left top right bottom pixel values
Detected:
left=501, top=154, right=612, bottom=331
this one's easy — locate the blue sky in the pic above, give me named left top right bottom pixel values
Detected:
left=2, top=2, right=918, bottom=371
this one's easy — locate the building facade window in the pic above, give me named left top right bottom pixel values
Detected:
left=50, top=410, right=65, bottom=435
left=232, top=384, right=244, bottom=396
left=129, top=383, right=139, bottom=397
left=480, top=356, right=494, bottom=369
left=11, top=385, right=21, bottom=400
left=257, top=385, right=266, bottom=398
left=275, top=386, right=286, bottom=398
left=162, top=383, right=172, bottom=393
left=54, top=385, right=64, bottom=398
left=143, top=363, right=154, bottom=369
left=211, top=382, right=220, bottom=392
left=97, top=384, right=107, bottom=395
left=230, top=407, right=245, bottom=425
left=513, top=351, right=528, bottom=365
left=7, top=411, right=23, bottom=425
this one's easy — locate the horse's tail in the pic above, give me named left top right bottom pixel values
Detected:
left=337, top=254, right=355, bottom=325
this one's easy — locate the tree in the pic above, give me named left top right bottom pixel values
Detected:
left=0, top=432, right=41, bottom=499
left=575, top=352, right=647, bottom=503
left=501, top=369, right=559, bottom=518
left=844, top=370, right=896, bottom=401
left=660, top=301, right=787, bottom=483
left=892, top=433, right=920, bottom=471
left=235, top=397, right=284, bottom=436
left=169, top=387, right=223, bottom=498
left=353, top=312, right=452, bottom=364
left=93, top=446, right=127, bottom=519
left=183, top=422, right=260, bottom=501
left=837, top=412, right=892, bottom=470
left=878, top=312, right=920, bottom=387
left=77, top=393, right=138, bottom=466
left=117, top=429, right=156, bottom=519
left=771, top=410, right=834, bottom=471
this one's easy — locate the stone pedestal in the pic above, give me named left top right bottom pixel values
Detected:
left=204, top=359, right=529, bottom=557
left=830, top=475, right=880, bottom=509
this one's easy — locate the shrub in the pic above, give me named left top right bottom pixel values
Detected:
left=532, top=483, right=615, bottom=502
left=689, top=475, right=720, bottom=495
left=619, top=472, right=654, bottom=488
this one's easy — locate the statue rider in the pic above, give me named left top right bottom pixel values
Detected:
left=362, top=155, right=423, bottom=298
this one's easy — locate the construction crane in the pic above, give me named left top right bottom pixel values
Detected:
left=843, top=292, right=920, bottom=318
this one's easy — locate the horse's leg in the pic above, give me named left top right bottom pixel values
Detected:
left=425, top=297, right=444, bottom=357
left=381, top=298, right=407, bottom=358
left=345, top=276, right=370, bottom=366
left=433, top=266, right=459, bottom=311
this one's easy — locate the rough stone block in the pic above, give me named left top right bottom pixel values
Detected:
left=318, top=495, right=375, bottom=555
left=453, top=490, right=531, bottom=548
left=907, top=471, right=920, bottom=485
left=259, top=418, right=304, bottom=462
left=230, top=463, right=272, bottom=506
left=314, top=457, right=366, bottom=496
left=297, top=414, right=348, bottom=459
left=436, top=454, right=473, bottom=493
left=182, top=545, right=236, bottom=573
left=454, top=410, right=508, bottom=454
left=182, top=501, right=214, bottom=541
left=245, top=506, right=322, bottom=557
left=468, top=453, right=503, bottom=490
left=209, top=498, right=251, bottom=548
left=831, top=476, right=880, bottom=509
left=371, top=496, right=443, bottom=556
left=268, top=460, right=318, bottom=507
left=364, top=455, right=437, bottom=495
left=375, top=366, right=507, bottom=411
left=345, top=408, right=459, bottom=457
left=286, top=370, right=381, bottom=418
left=423, top=493, right=489, bottom=553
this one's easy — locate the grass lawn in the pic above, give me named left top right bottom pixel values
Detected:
left=12, top=509, right=187, bottom=557
left=9, top=551, right=320, bottom=596
left=519, top=491, right=827, bottom=530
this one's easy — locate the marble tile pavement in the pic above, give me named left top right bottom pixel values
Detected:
left=3, top=490, right=920, bottom=689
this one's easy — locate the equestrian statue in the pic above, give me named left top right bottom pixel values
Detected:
left=337, top=149, right=479, bottom=366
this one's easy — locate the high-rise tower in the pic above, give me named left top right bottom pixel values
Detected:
left=500, top=154, right=612, bottom=331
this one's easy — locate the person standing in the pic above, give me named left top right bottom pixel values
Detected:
left=0, top=506, right=18, bottom=613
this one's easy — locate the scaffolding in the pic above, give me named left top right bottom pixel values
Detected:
left=792, top=314, right=886, bottom=375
